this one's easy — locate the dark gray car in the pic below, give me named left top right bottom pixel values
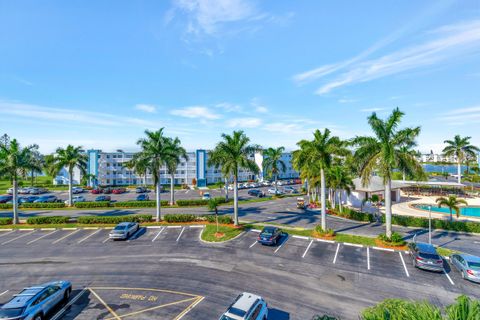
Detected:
left=450, top=253, right=480, bottom=283
left=408, top=242, right=444, bottom=272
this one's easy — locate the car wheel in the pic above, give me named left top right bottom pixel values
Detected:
left=461, top=271, right=466, bottom=279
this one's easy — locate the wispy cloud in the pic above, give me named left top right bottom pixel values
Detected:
left=170, top=105, right=221, bottom=120
left=0, top=100, right=157, bottom=128
left=215, top=102, right=243, bottom=113
left=135, top=104, right=157, bottom=113
left=226, top=117, right=262, bottom=128
left=338, top=98, right=357, bottom=104
left=360, top=107, right=386, bottom=113
left=437, top=105, right=480, bottom=125
left=250, top=98, right=268, bottom=113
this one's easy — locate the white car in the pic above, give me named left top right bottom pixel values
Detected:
left=72, top=187, right=84, bottom=194
left=228, top=185, right=234, bottom=191
left=219, top=292, right=268, bottom=320
left=267, top=188, right=283, bottom=195
left=202, top=193, right=211, bottom=200
left=65, top=196, right=86, bottom=205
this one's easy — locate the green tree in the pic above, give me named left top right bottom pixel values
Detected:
left=81, top=173, right=97, bottom=187
left=165, top=137, right=188, bottom=205
left=207, top=198, right=220, bottom=233
left=294, top=129, right=348, bottom=230
left=445, top=295, right=480, bottom=320
left=53, top=145, right=87, bottom=206
left=0, top=137, right=38, bottom=224
left=442, top=135, right=480, bottom=184
left=134, top=128, right=176, bottom=222
left=125, top=154, right=149, bottom=187
left=328, top=163, right=354, bottom=213
left=262, top=146, right=286, bottom=194
left=208, top=131, right=259, bottom=226
left=352, top=108, right=422, bottom=238
left=26, top=144, right=43, bottom=186
left=436, top=195, right=468, bottom=221
left=361, top=298, right=442, bottom=320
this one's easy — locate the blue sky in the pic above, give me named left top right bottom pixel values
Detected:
left=0, top=0, right=479, bottom=153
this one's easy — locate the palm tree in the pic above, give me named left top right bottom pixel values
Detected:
left=442, top=135, right=480, bottom=184
left=352, top=108, right=422, bottom=238
left=328, top=164, right=354, bottom=213
left=165, top=137, right=188, bottom=205
left=134, top=129, right=176, bottom=222
left=53, top=145, right=87, bottom=206
left=26, top=145, right=43, bottom=186
left=436, top=195, right=468, bottom=221
left=81, top=173, right=97, bottom=187
left=208, top=131, right=259, bottom=226
left=207, top=198, right=220, bottom=233
left=262, top=147, right=286, bottom=194
left=294, top=129, right=347, bottom=230
left=0, top=137, right=38, bottom=224
left=125, top=154, right=149, bottom=187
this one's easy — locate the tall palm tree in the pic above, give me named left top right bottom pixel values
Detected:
left=262, top=147, right=286, bottom=194
left=0, top=137, right=38, bottom=224
left=53, top=145, right=87, bottom=206
left=125, top=154, right=149, bottom=187
left=443, top=135, right=480, bottom=184
left=352, top=108, right=422, bottom=238
left=134, top=129, right=176, bottom=222
left=294, top=129, right=347, bottom=230
left=436, top=195, right=468, bottom=221
left=208, top=131, right=259, bottom=226
left=328, top=163, right=354, bottom=213
left=26, top=145, right=43, bottom=186
left=165, top=137, right=188, bottom=205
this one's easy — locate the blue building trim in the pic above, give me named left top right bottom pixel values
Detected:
left=87, top=149, right=100, bottom=187
left=196, top=149, right=207, bottom=187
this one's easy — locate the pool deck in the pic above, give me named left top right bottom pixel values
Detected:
left=391, top=194, right=480, bottom=223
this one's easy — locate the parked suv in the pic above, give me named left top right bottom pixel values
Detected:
left=408, top=242, right=444, bottom=272
left=0, top=280, right=72, bottom=320
left=135, top=187, right=147, bottom=193
left=219, top=292, right=268, bottom=320
left=33, top=195, right=58, bottom=203
left=248, top=189, right=264, bottom=198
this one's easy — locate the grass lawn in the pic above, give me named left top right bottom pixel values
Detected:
left=0, top=176, right=71, bottom=193
left=201, top=224, right=244, bottom=242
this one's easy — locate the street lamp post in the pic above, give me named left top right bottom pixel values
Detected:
left=428, top=205, right=432, bottom=244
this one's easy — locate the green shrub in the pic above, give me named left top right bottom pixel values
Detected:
left=75, top=201, right=111, bottom=208
left=176, top=197, right=228, bottom=207
left=0, top=217, right=12, bottom=225
left=113, top=200, right=168, bottom=208
left=377, top=232, right=405, bottom=246
left=329, top=207, right=375, bottom=222
left=383, top=214, right=480, bottom=233
left=203, top=214, right=233, bottom=224
left=77, top=215, right=153, bottom=224
left=26, top=216, right=70, bottom=224
left=21, top=203, right=66, bottom=209
left=361, top=298, right=442, bottom=320
left=163, top=214, right=197, bottom=223
left=0, top=204, right=13, bottom=209
left=314, top=225, right=335, bottom=237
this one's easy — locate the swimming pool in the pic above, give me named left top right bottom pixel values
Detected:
left=413, top=204, right=480, bottom=218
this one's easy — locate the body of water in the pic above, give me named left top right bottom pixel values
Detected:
left=422, top=164, right=472, bottom=174
left=413, top=204, right=480, bottom=218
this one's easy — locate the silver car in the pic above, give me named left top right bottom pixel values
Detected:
left=0, top=280, right=72, bottom=320
left=450, top=253, right=480, bottom=283
left=109, top=222, right=139, bottom=240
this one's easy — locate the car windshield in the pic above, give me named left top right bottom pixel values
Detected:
left=261, top=228, right=275, bottom=236
left=0, top=308, right=24, bottom=317
left=114, top=226, right=126, bottom=231
left=419, top=253, right=440, bottom=260
left=227, top=307, right=246, bottom=317
left=467, top=262, right=480, bottom=270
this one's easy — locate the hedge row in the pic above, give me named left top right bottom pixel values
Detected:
left=0, top=204, right=12, bottom=209
left=113, top=200, right=169, bottom=208
left=163, top=214, right=197, bottom=223
left=0, top=217, right=12, bottom=225
left=203, top=215, right=233, bottom=224
left=77, top=214, right=153, bottom=224
left=74, top=201, right=111, bottom=208
left=383, top=214, right=480, bottom=233
left=329, top=207, right=375, bottom=222
left=176, top=197, right=229, bottom=207
left=22, top=203, right=66, bottom=208
left=26, top=216, right=70, bottom=224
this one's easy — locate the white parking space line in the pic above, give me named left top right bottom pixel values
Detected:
left=333, top=243, right=340, bottom=264
left=249, top=240, right=258, bottom=248
left=2, top=230, right=35, bottom=245
left=317, top=239, right=335, bottom=244
left=152, top=227, right=165, bottom=242
left=50, top=288, right=88, bottom=320
left=372, top=246, right=395, bottom=252
left=27, top=230, right=58, bottom=245
left=167, top=226, right=182, bottom=229
left=189, top=225, right=204, bottom=228
left=78, top=229, right=102, bottom=244
left=343, top=242, right=363, bottom=248
left=0, top=229, right=12, bottom=232
left=274, top=237, right=288, bottom=254
left=367, top=247, right=371, bottom=270
left=0, top=290, right=8, bottom=297
left=399, top=251, right=410, bottom=277
left=292, top=235, right=309, bottom=240
left=444, top=271, right=455, bottom=285
left=102, top=236, right=110, bottom=243
left=0, top=230, right=14, bottom=238
left=302, top=240, right=314, bottom=258
left=176, top=227, right=185, bottom=242
left=52, top=229, right=81, bottom=244
left=18, top=228, right=34, bottom=231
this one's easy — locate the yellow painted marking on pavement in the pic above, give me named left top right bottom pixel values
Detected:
left=88, top=288, right=121, bottom=320
left=89, top=287, right=200, bottom=298
left=174, top=296, right=205, bottom=320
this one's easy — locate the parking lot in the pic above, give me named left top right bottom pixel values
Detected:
left=0, top=226, right=478, bottom=319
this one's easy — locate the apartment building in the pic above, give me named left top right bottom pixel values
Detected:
left=85, top=149, right=299, bottom=187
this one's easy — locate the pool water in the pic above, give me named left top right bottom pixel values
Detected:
left=413, top=204, right=480, bottom=218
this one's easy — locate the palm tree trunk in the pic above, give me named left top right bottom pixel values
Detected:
left=450, top=208, right=453, bottom=221
left=156, top=176, right=161, bottom=222
left=12, top=179, right=19, bottom=225
left=402, top=171, right=406, bottom=181
left=31, top=170, right=35, bottom=187
left=385, top=179, right=392, bottom=238
left=224, top=177, right=229, bottom=201
left=339, top=190, right=343, bottom=212
left=306, top=179, right=310, bottom=204
left=320, top=168, right=326, bottom=230
left=457, top=160, right=461, bottom=184
left=170, top=173, right=175, bottom=205
left=274, top=174, right=278, bottom=195
left=233, top=175, right=239, bottom=226
left=68, top=169, right=73, bottom=207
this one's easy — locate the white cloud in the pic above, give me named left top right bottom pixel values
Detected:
left=226, top=117, right=262, bottom=128
left=250, top=98, right=268, bottom=113
left=170, top=0, right=260, bottom=35
left=312, top=20, right=480, bottom=95
left=360, top=107, right=385, bottom=113
left=215, top=102, right=243, bottom=113
left=135, top=104, right=157, bottom=113
left=338, top=98, right=357, bottom=104
left=170, top=105, right=221, bottom=120
left=437, top=105, right=480, bottom=125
